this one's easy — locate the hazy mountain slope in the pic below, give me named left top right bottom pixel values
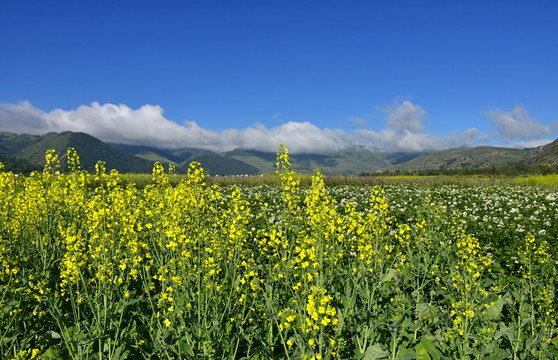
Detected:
left=109, top=143, right=196, bottom=164
left=0, top=144, right=12, bottom=154
left=317, top=147, right=392, bottom=175
left=384, top=146, right=542, bottom=172
left=16, top=131, right=156, bottom=173
left=382, top=151, right=423, bottom=165
left=0, top=152, right=42, bottom=174
left=110, top=143, right=260, bottom=175
left=0, top=132, right=41, bottom=154
left=225, top=147, right=393, bottom=175
left=528, top=139, right=558, bottom=165
left=182, top=153, right=259, bottom=176
left=224, top=149, right=278, bottom=174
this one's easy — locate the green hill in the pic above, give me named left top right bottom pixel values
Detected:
left=109, top=143, right=195, bottom=164
left=0, top=152, right=42, bottom=174
left=182, top=153, right=260, bottom=176
left=14, top=132, right=156, bottom=173
left=223, top=149, right=278, bottom=174
left=224, top=146, right=393, bottom=175
left=528, top=139, right=558, bottom=166
left=383, top=146, right=543, bottom=172
left=110, top=143, right=260, bottom=175
left=0, top=132, right=41, bottom=154
left=0, top=144, right=12, bottom=154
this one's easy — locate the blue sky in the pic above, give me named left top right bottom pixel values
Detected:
left=1, top=0, right=557, bottom=153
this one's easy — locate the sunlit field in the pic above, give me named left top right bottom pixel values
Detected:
left=1, top=147, right=557, bottom=359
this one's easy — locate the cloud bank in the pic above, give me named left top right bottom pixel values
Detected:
left=485, top=105, right=551, bottom=143
left=0, top=100, right=548, bottom=154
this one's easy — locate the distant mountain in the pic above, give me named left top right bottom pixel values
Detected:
left=109, top=143, right=205, bottom=164
left=223, top=149, right=278, bottom=174
left=1, top=131, right=155, bottom=173
left=109, top=143, right=259, bottom=175
left=383, top=145, right=544, bottom=172
left=382, top=151, right=423, bottom=165
left=1, top=130, right=557, bottom=175
left=0, top=132, right=41, bottom=154
left=183, top=153, right=260, bottom=176
left=225, top=146, right=394, bottom=176
left=0, top=131, right=261, bottom=175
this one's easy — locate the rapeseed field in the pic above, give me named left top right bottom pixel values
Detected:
left=0, top=146, right=556, bottom=359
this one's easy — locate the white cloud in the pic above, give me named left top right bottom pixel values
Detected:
left=509, top=139, right=554, bottom=149
left=485, top=105, right=551, bottom=142
left=0, top=101, right=231, bottom=151
left=355, top=128, right=482, bottom=153
left=222, top=122, right=354, bottom=153
left=361, top=101, right=482, bottom=152
left=0, top=101, right=54, bottom=134
left=348, top=117, right=366, bottom=126
left=376, top=100, right=426, bottom=134
left=0, top=100, right=486, bottom=153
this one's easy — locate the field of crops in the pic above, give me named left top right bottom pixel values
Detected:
left=1, top=147, right=557, bottom=359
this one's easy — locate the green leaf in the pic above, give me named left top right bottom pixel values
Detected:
left=416, top=338, right=444, bottom=360
left=338, top=307, right=345, bottom=329
left=0, top=335, right=17, bottom=346
left=49, top=330, right=61, bottom=339
left=399, top=347, right=417, bottom=360
left=112, top=344, right=131, bottom=360
left=415, top=342, right=431, bottom=360
left=416, top=303, right=430, bottom=318
left=401, top=318, right=416, bottom=331
left=380, top=268, right=398, bottom=284
left=521, top=316, right=534, bottom=328
left=486, top=298, right=504, bottom=320
left=495, top=323, right=512, bottom=340
left=178, top=340, right=195, bottom=357
left=43, top=345, right=65, bottom=359
left=484, top=347, right=511, bottom=360
left=363, top=343, right=389, bottom=360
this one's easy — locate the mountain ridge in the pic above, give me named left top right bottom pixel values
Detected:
left=383, top=145, right=546, bottom=173
left=0, top=131, right=557, bottom=175
left=1, top=131, right=155, bottom=173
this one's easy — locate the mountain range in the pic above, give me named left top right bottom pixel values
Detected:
left=0, top=131, right=557, bottom=175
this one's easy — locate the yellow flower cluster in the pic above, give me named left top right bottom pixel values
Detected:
left=303, top=286, right=338, bottom=332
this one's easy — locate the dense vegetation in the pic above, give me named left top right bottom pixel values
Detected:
left=0, top=147, right=557, bottom=359
left=0, top=152, right=41, bottom=174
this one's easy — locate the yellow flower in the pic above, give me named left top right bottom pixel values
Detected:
left=164, top=318, right=171, bottom=327
left=31, top=349, right=41, bottom=359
